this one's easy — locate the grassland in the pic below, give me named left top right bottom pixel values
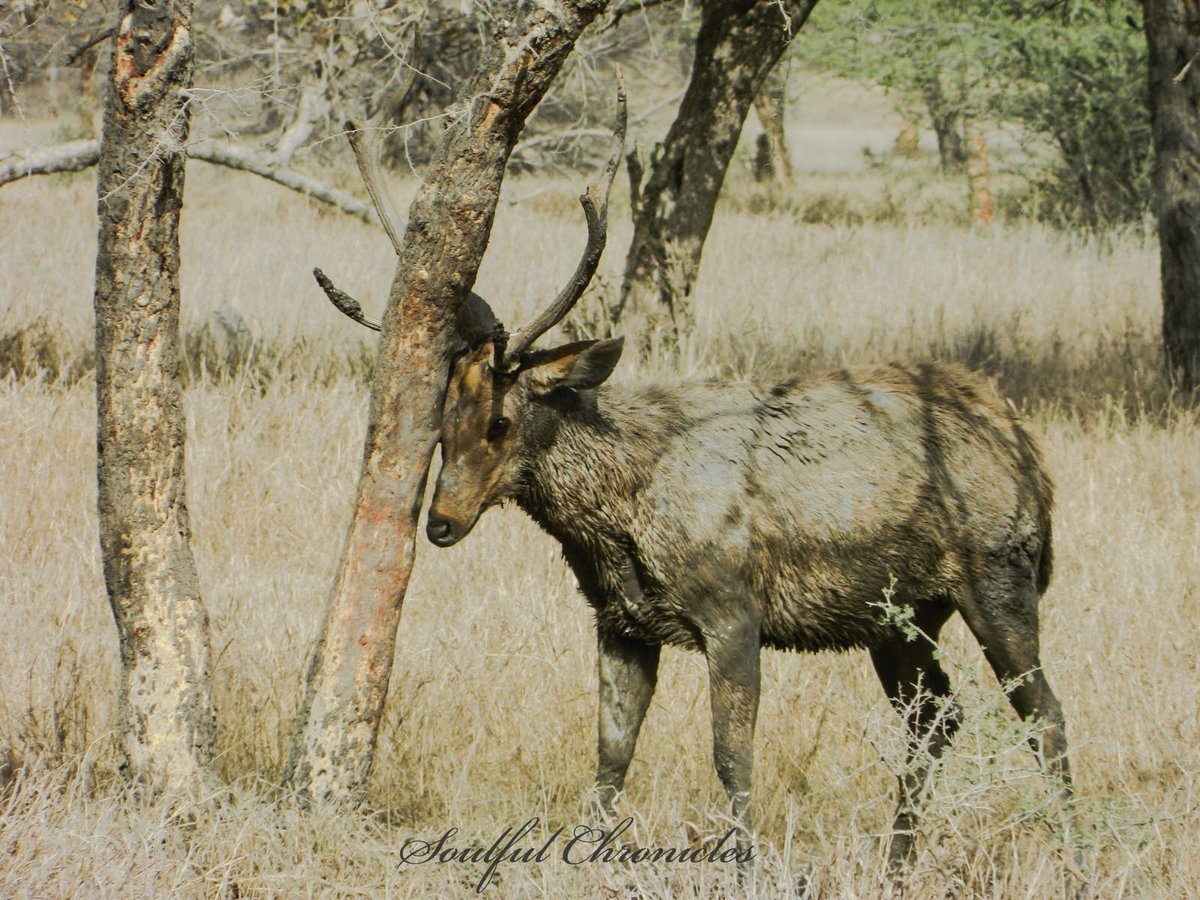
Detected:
left=1, top=103, right=1198, bottom=897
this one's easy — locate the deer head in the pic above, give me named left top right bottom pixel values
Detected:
left=316, top=81, right=626, bottom=547
left=425, top=334, right=624, bottom=545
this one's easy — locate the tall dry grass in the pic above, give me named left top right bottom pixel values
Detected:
left=1, top=148, right=1197, bottom=897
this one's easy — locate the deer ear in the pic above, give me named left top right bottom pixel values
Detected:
left=525, top=337, right=624, bottom=395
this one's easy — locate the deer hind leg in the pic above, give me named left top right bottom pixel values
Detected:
left=956, top=556, right=1071, bottom=791
left=594, top=628, right=660, bottom=817
left=870, top=597, right=960, bottom=866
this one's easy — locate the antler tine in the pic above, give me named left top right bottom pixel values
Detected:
left=315, top=35, right=418, bottom=330
left=344, top=35, right=420, bottom=256
left=502, top=77, right=627, bottom=371
left=314, top=267, right=382, bottom=331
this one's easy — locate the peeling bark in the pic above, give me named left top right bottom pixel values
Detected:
left=93, top=0, right=216, bottom=797
left=614, top=0, right=820, bottom=345
left=283, top=0, right=610, bottom=806
left=1144, top=0, right=1200, bottom=393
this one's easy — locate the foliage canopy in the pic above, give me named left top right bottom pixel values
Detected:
left=806, top=0, right=1152, bottom=228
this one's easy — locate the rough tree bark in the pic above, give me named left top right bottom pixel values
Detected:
left=93, top=0, right=216, bottom=795
left=614, top=0, right=819, bottom=344
left=283, top=0, right=610, bottom=806
left=1144, top=0, right=1200, bottom=393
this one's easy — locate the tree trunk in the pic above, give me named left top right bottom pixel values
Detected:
left=283, top=0, right=609, bottom=807
left=964, top=116, right=992, bottom=226
left=752, top=60, right=794, bottom=184
left=932, top=109, right=967, bottom=173
left=93, top=0, right=216, bottom=796
left=1144, top=0, right=1200, bottom=393
left=922, top=77, right=966, bottom=173
left=615, top=0, right=819, bottom=346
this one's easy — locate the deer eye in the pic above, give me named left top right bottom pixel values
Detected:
left=487, top=416, right=511, bottom=442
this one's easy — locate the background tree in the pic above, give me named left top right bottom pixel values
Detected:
left=753, top=59, right=795, bottom=183
left=998, top=1, right=1151, bottom=229
left=613, top=0, right=821, bottom=344
left=1143, top=0, right=1200, bottom=393
left=806, top=0, right=1150, bottom=229
left=92, top=0, right=216, bottom=796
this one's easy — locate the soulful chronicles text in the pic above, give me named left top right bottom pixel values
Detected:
left=396, top=816, right=753, bottom=893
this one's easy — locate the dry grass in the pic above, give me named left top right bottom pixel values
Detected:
left=1, top=133, right=1197, bottom=897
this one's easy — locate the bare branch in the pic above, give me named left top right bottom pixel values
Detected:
left=511, top=127, right=615, bottom=161
left=0, top=139, right=101, bottom=186
left=605, top=0, right=675, bottom=31
left=274, top=79, right=329, bottom=165
left=503, top=79, right=627, bottom=369
left=510, top=91, right=681, bottom=163
left=0, top=136, right=377, bottom=223
left=64, top=27, right=116, bottom=66
left=313, top=267, right=382, bottom=331
left=189, top=140, right=377, bottom=223
left=344, top=122, right=405, bottom=254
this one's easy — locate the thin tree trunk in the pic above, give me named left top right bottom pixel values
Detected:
left=922, top=76, right=966, bottom=173
left=1144, top=0, right=1200, bottom=393
left=283, top=0, right=610, bottom=806
left=752, top=60, right=793, bottom=183
left=614, top=0, right=819, bottom=346
left=932, top=109, right=967, bottom=173
left=964, top=116, right=992, bottom=226
left=93, top=0, right=216, bottom=796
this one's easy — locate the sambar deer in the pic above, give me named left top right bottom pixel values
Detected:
left=321, top=125, right=1071, bottom=876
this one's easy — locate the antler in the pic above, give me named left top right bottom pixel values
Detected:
left=500, top=78, right=627, bottom=372
left=343, top=56, right=419, bottom=256
left=314, top=267, right=381, bottom=331
left=313, top=39, right=418, bottom=323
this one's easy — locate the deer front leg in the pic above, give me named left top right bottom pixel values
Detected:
left=594, top=627, right=660, bottom=816
left=705, top=615, right=761, bottom=879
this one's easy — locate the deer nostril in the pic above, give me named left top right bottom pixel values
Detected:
left=426, top=517, right=452, bottom=544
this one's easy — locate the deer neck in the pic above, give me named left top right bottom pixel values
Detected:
left=516, top=386, right=661, bottom=548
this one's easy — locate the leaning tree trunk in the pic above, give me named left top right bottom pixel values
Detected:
left=614, top=0, right=819, bottom=346
left=93, top=0, right=216, bottom=795
left=1144, top=0, right=1200, bottom=394
left=284, top=0, right=609, bottom=806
